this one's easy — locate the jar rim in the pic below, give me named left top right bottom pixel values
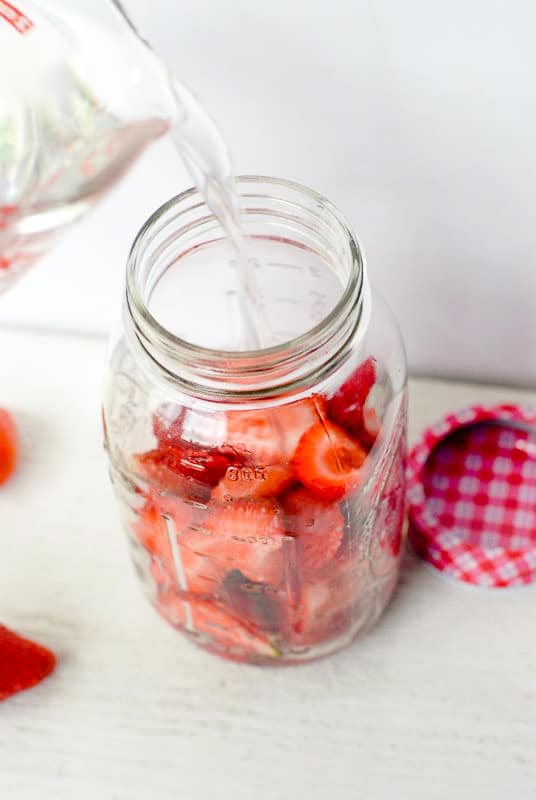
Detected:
left=125, top=175, right=366, bottom=398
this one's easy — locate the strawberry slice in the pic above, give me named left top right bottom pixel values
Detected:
left=212, top=464, right=295, bottom=503
left=133, top=498, right=225, bottom=595
left=359, top=406, right=381, bottom=450
left=0, top=625, right=56, bottom=701
left=288, top=567, right=363, bottom=648
left=134, top=445, right=231, bottom=497
left=274, top=395, right=328, bottom=460
left=291, top=420, right=367, bottom=501
left=224, top=409, right=283, bottom=464
left=328, top=357, right=377, bottom=439
left=0, top=409, right=18, bottom=486
left=157, top=591, right=279, bottom=657
left=281, top=487, right=344, bottom=575
left=219, top=570, right=283, bottom=635
left=182, top=499, right=287, bottom=586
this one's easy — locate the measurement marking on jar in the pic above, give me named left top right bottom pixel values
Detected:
left=163, top=514, right=193, bottom=630
left=226, top=465, right=267, bottom=482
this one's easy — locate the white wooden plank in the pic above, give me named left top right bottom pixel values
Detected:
left=0, top=327, right=535, bottom=799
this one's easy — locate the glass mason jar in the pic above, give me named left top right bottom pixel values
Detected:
left=103, top=176, right=407, bottom=665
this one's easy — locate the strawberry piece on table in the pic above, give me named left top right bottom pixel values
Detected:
left=182, top=499, right=287, bottom=586
left=328, top=357, right=377, bottom=439
left=0, top=409, right=18, bottom=486
left=133, top=498, right=225, bottom=595
left=212, top=463, right=295, bottom=503
left=0, top=625, right=56, bottom=701
left=281, top=487, right=344, bottom=575
left=291, top=420, right=367, bottom=501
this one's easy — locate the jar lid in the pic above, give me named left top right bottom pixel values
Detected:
left=407, top=403, right=536, bottom=588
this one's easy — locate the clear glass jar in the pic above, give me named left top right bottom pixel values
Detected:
left=103, top=176, right=407, bottom=665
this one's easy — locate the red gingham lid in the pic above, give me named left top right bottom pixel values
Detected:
left=407, top=404, right=536, bottom=588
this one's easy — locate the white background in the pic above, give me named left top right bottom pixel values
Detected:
left=1, top=0, right=536, bottom=387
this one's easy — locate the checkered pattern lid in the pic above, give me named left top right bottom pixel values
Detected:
left=407, top=404, right=536, bottom=588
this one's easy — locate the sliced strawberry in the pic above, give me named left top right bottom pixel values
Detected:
left=182, top=499, right=287, bottom=586
left=288, top=567, right=364, bottom=648
left=0, top=409, right=18, bottom=486
left=190, top=598, right=279, bottom=657
left=224, top=409, right=283, bottom=464
left=358, top=406, right=381, bottom=449
left=212, top=463, right=295, bottom=503
left=219, top=570, right=284, bottom=635
left=134, top=445, right=231, bottom=497
left=157, top=591, right=279, bottom=657
left=133, top=498, right=225, bottom=595
left=328, top=357, right=377, bottom=438
left=281, top=487, right=344, bottom=575
left=0, top=625, right=56, bottom=701
left=273, top=395, right=328, bottom=460
left=291, top=420, right=367, bottom=501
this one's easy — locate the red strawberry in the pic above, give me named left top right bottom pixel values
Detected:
left=211, top=463, right=295, bottom=503
left=133, top=498, right=225, bottom=595
left=291, top=420, right=367, bottom=501
left=157, top=592, right=279, bottom=657
left=288, top=567, right=363, bottom=648
left=219, top=570, right=283, bottom=635
left=0, top=409, right=18, bottom=486
left=224, top=409, right=283, bottom=464
left=182, top=499, right=287, bottom=586
left=328, top=357, right=377, bottom=438
left=134, top=445, right=230, bottom=496
left=281, top=487, right=344, bottom=575
left=0, top=625, right=56, bottom=701
left=274, top=395, right=328, bottom=460
left=359, top=406, right=381, bottom=450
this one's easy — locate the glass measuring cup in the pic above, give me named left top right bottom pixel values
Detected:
left=0, top=0, right=232, bottom=294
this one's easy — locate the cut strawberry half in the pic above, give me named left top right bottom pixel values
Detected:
left=0, top=409, right=18, bottom=486
left=291, top=420, right=367, bottom=501
left=212, top=463, right=295, bottom=503
left=219, top=570, right=283, bottom=635
left=133, top=498, right=225, bottom=595
left=0, top=625, right=56, bottom=701
left=328, top=357, right=377, bottom=439
left=288, top=567, right=363, bottom=648
left=274, top=395, right=328, bottom=460
left=224, top=409, right=284, bottom=464
left=182, top=498, right=287, bottom=586
left=134, top=445, right=231, bottom=497
left=358, top=406, right=381, bottom=450
left=156, top=591, right=279, bottom=657
left=281, top=487, right=344, bottom=575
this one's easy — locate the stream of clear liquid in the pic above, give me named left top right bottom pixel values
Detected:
left=110, top=0, right=269, bottom=350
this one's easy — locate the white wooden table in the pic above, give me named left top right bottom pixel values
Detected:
left=1, top=327, right=535, bottom=800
